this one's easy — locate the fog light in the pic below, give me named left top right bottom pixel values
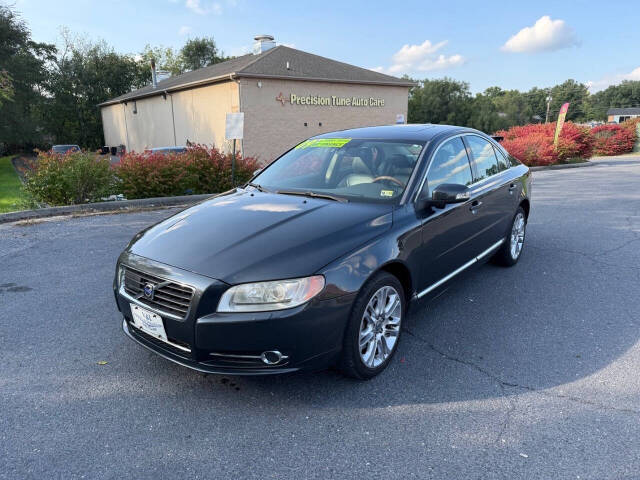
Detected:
left=261, top=350, right=284, bottom=365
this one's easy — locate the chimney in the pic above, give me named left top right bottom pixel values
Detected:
left=253, top=35, right=276, bottom=55
left=151, top=59, right=157, bottom=88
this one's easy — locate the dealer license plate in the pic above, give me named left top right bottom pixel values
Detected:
left=130, top=304, right=168, bottom=342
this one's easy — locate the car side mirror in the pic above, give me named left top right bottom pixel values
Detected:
left=417, top=183, right=470, bottom=211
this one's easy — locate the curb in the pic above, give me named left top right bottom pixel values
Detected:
left=529, top=162, right=595, bottom=172
left=0, top=193, right=214, bottom=225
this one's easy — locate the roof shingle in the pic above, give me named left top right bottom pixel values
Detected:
left=100, top=46, right=414, bottom=106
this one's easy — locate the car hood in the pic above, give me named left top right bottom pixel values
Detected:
left=127, top=190, right=393, bottom=284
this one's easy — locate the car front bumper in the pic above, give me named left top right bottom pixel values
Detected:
left=115, top=253, right=354, bottom=375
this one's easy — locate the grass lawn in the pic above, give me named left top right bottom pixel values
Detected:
left=0, top=155, right=26, bottom=213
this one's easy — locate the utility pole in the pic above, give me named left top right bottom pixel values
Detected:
left=545, top=95, right=553, bottom=123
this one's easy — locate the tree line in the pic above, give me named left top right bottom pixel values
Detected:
left=0, top=5, right=227, bottom=154
left=407, top=77, right=640, bottom=132
left=2, top=4, right=640, bottom=154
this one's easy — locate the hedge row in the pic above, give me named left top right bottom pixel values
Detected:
left=496, top=118, right=639, bottom=166
left=24, top=146, right=259, bottom=206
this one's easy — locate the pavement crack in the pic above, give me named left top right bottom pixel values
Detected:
left=402, top=327, right=640, bottom=416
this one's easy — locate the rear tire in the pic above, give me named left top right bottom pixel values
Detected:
left=339, top=272, right=405, bottom=380
left=493, top=206, right=527, bottom=267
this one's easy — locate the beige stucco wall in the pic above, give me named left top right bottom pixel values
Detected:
left=172, top=81, right=239, bottom=152
left=122, top=95, right=175, bottom=152
left=239, top=78, right=409, bottom=164
left=101, top=78, right=407, bottom=159
left=100, top=81, right=239, bottom=153
left=101, top=104, right=128, bottom=148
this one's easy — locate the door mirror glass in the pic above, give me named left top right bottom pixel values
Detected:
left=432, top=183, right=470, bottom=205
left=416, top=183, right=470, bottom=211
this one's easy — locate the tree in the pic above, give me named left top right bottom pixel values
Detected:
left=549, top=79, right=589, bottom=122
left=180, top=37, right=225, bottom=71
left=139, top=44, right=182, bottom=76
left=408, top=78, right=473, bottom=125
left=0, top=5, right=56, bottom=152
left=0, top=69, right=14, bottom=106
left=45, top=32, right=150, bottom=148
left=586, top=80, right=640, bottom=121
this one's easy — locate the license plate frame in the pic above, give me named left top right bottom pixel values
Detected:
left=130, top=304, right=168, bottom=343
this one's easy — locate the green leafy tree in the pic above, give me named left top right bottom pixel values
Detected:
left=408, top=77, right=473, bottom=125
left=45, top=32, right=149, bottom=148
left=180, top=36, right=225, bottom=71
left=0, top=5, right=56, bottom=152
left=549, top=79, right=590, bottom=122
left=586, top=80, right=640, bottom=121
left=139, top=44, right=183, bottom=76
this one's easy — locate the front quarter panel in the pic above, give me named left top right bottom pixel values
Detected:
left=318, top=205, right=421, bottom=300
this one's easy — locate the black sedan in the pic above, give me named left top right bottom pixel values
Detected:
left=114, top=124, right=531, bottom=379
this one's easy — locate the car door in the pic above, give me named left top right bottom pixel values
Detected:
left=415, top=136, right=478, bottom=291
left=462, top=134, right=513, bottom=253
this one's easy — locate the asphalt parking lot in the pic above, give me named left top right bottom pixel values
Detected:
left=2, top=156, right=640, bottom=479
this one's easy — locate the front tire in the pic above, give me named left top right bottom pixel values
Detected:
left=339, top=272, right=405, bottom=380
left=493, top=206, right=527, bottom=266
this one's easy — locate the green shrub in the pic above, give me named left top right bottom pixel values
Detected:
left=116, top=145, right=259, bottom=200
left=24, top=150, right=117, bottom=206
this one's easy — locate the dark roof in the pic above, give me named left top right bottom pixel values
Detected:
left=100, top=46, right=414, bottom=106
left=313, top=124, right=471, bottom=142
left=607, top=107, right=640, bottom=115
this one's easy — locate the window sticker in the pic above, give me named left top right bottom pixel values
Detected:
left=295, top=138, right=351, bottom=149
left=380, top=190, right=394, bottom=197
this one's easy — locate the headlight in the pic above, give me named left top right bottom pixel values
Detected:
left=217, top=276, right=325, bottom=312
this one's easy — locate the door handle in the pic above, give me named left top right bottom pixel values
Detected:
left=508, top=183, right=517, bottom=194
left=469, top=200, right=482, bottom=213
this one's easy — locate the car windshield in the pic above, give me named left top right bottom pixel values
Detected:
left=253, top=138, right=425, bottom=202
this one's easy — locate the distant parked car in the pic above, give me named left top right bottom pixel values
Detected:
left=51, top=144, right=80, bottom=154
left=144, top=146, right=188, bottom=155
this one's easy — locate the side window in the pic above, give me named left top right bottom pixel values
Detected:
left=423, top=137, right=473, bottom=196
left=494, top=145, right=509, bottom=171
left=465, top=135, right=500, bottom=181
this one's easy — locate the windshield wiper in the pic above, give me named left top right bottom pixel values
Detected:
left=244, top=182, right=270, bottom=193
left=275, top=189, right=348, bottom=203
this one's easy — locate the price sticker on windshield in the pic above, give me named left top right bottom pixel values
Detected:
left=380, top=190, right=394, bottom=197
left=295, top=138, right=351, bottom=149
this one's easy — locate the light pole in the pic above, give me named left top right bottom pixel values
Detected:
left=545, top=95, right=553, bottom=123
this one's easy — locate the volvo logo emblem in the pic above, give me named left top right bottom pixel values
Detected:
left=143, top=283, right=155, bottom=300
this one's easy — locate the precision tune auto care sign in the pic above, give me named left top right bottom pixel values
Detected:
left=282, top=93, right=386, bottom=107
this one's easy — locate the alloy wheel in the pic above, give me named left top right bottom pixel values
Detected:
left=510, top=212, right=526, bottom=260
left=358, top=286, right=402, bottom=368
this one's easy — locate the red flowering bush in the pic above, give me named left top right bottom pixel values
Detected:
left=495, top=122, right=593, bottom=166
left=591, top=124, right=636, bottom=156
left=115, top=145, right=259, bottom=199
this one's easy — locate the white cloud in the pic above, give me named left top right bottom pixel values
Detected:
left=502, top=16, right=579, bottom=53
left=373, top=40, right=465, bottom=75
left=185, top=0, right=222, bottom=15
left=587, top=66, right=640, bottom=92
left=178, top=25, right=192, bottom=36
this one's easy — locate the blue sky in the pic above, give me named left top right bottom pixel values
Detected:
left=10, top=0, right=640, bottom=92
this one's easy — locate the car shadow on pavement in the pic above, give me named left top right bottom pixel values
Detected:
left=133, top=229, right=639, bottom=411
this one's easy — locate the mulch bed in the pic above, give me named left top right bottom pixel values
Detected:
left=11, top=155, right=38, bottom=183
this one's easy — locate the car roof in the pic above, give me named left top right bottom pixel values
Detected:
left=312, top=124, right=479, bottom=142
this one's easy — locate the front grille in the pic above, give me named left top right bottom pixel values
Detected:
left=129, top=322, right=192, bottom=359
left=123, top=265, right=194, bottom=319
